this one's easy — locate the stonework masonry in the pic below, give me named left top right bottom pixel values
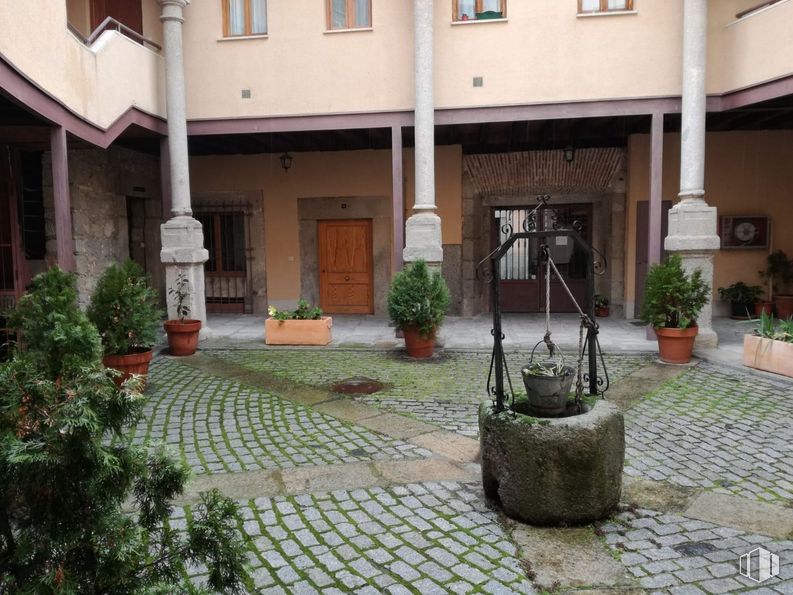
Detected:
left=43, top=147, right=165, bottom=307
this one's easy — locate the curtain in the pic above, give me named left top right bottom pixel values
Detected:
left=251, top=0, right=267, bottom=34
left=228, top=0, right=245, bottom=35
left=607, top=0, right=628, bottom=9
left=457, top=0, right=475, bottom=19
left=580, top=0, right=600, bottom=11
left=355, top=0, right=371, bottom=27
left=482, top=0, right=500, bottom=12
left=331, top=0, right=347, bottom=28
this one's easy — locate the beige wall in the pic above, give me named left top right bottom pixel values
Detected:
left=626, top=130, right=793, bottom=317
left=0, top=0, right=165, bottom=129
left=709, top=0, right=793, bottom=94
left=189, top=146, right=463, bottom=304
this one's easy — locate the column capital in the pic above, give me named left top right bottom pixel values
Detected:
left=159, top=0, right=190, bottom=23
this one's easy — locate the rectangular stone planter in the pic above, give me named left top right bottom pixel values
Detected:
left=265, top=317, right=332, bottom=346
left=743, top=334, right=793, bottom=378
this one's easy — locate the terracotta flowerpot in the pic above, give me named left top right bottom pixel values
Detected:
left=595, top=307, right=610, bottom=318
left=402, top=325, right=436, bottom=359
left=164, top=319, right=202, bottom=356
left=775, top=295, right=793, bottom=320
left=755, top=302, right=774, bottom=318
left=654, top=326, right=698, bottom=364
left=103, top=349, right=153, bottom=387
left=264, top=317, right=333, bottom=345
left=743, top=334, right=793, bottom=378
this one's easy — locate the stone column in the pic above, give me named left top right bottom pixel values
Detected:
left=403, top=0, right=443, bottom=266
left=664, top=0, right=719, bottom=347
left=50, top=126, right=76, bottom=272
left=158, top=0, right=209, bottom=332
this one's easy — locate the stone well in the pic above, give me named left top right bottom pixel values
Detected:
left=479, top=399, right=624, bottom=526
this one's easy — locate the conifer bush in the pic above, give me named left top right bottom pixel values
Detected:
left=0, top=267, right=249, bottom=594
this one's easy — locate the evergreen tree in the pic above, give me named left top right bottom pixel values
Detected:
left=0, top=267, right=248, bottom=594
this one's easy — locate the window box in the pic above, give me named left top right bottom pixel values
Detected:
left=743, top=334, right=793, bottom=378
left=265, top=317, right=333, bottom=346
left=475, top=11, right=503, bottom=19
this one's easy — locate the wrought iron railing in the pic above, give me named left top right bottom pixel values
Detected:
left=69, top=17, right=162, bottom=52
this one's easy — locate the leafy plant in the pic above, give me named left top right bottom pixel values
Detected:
left=87, top=260, right=162, bottom=356
left=0, top=267, right=249, bottom=593
left=754, top=310, right=793, bottom=343
left=717, top=282, right=764, bottom=304
left=522, top=361, right=568, bottom=377
left=760, top=250, right=793, bottom=296
left=168, top=270, right=191, bottom=322
left=267, top=299, right=324, bottom=322
left=594, top=294, right=609, bottom=309
left=641, top=254, right=710, bottom=329
left=387, top=259, right=451, bottom=336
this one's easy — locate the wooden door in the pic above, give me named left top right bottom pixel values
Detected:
left=318, top=219, right=373, bottom=314
left=91, top=0, right=143, bottom=34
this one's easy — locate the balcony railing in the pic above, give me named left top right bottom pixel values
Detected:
left=68, top=16, right=161, bottom=52
left=736, top=0, right=784, bottom=19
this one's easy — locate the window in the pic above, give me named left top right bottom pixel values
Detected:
left=453, top=0, right=506, bottom=21
left=578, top=0, right=633, bottom=13
left=223, top=0, right=267, bottom=37
left=195, top=212, right=247, bottom=275
left=326, top=0, right=372, bottom=30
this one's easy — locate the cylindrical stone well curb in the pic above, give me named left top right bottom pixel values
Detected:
left=479, top=399, right=624, bottom=526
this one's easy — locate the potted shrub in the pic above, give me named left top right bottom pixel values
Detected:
left=761, top=250, right=793, bottom=320
left=743, top=311, right=793, bottom=377
left=265, top=299, right=332, bottom=345
left=641, top=254, right=710, bottom=364
left=163, top=271, right=202, bottom=356
left=717, top=281, right=764, bottom=320
left=594, top=294, right=610, bottom=317
left=387, top=259, right=451, bottom=358
left=87, top=260, right=161, bottom=385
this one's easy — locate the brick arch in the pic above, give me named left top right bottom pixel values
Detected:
left=463, top=148, right=625, bottom=196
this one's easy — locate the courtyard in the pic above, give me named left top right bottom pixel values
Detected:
left=129, top=327, right=793, bottom=594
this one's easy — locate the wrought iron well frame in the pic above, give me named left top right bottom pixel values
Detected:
left=484, top=197, right=609, bottom=413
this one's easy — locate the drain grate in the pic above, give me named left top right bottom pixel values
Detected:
left=673, top=541, right=718, bottom=556
left=332, top=377, right=385, bottom=395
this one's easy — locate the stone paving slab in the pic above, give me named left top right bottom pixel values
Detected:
left=207, top=349, right=653, bottom=437
left=624, top=361, right=793, bottom=506
left=175, top=481, right=536, bottom=594
left=597, top=506, right=793, bottom=594
left=130, top=359, right=433, bottom=476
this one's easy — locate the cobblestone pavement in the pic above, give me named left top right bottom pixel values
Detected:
left=209, top=349, right=653, bottom=437
left=125, top=350, right=793, bottom=593
left=624, top=362, right=793, bottom=505
left=598, top=507, right=793, bottom=594
left=126, top=359, right=432, bottom=476
left=176, top=481, right=534, bottom=594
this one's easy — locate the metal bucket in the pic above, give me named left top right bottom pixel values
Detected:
left=521, top=363, right=575, bottom=417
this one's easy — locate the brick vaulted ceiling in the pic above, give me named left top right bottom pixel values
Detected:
left=463, top=147, right=625, bottom=196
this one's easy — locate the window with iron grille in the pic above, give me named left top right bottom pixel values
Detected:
left=195, top=212, right=246, bottom=275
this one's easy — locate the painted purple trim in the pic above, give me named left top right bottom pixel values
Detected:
left=719, top=74, right=793, bottom=111
left=188, top=112, right=414, bottom=136
left=50, top=127, right=75, bottom=272
left=391, top=125, right=404, bottom=273
left=0, top=56, right=166, bottom=148
left=648, top=112, right=664, bottom=268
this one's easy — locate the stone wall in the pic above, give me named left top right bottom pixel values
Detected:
left=43, top=146, right=164, bottom=307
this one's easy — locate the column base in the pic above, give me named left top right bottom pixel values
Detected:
left=664, top=200, right=720, bottom=348
left=160, top=216, right=210, bottom=329
left=403, top=211, right=443, bottom=266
